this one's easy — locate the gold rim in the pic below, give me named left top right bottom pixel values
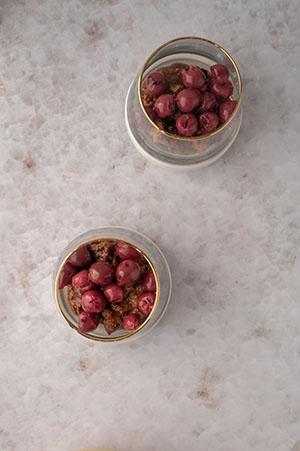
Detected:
left=138, top=36, right=242, bottom=141
left=55, top=238, right=160, bottom=342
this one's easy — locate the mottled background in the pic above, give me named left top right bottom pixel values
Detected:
left=1, top=1, right=300, bottom=450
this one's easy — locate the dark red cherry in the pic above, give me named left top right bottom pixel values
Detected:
left=219, top=100, right=237, bottom=123
left=142, top=269, right=156, bottom=292
left=199, top=112, right=219, bottom=133
left=72, top=270, right=95, bottom=293
left=176, top=113, right=198, bottom=137
left=116, top=259, right=142, bottom=287
left=197, top=92, right=217, bottom=113
left=81, top=290, right=106, bottom=313
left=144, top=106, right=158, bottom=124
left=210, top=64, right=229, bottom=84
left=138, top=292, right=156, bottom=315
left=154, top=94, right=176, bottom=118
left=89, top=261, right=115, bottom=286
left=58, top=262, right=78, bottom=289
left=78, top=311, right=99, bottom=332
left=176, top=88, right=202, bottom=113
left=123, top=314, right=139, bottom=330
left=68, top=246, right=91, bottom=268
left=209, top=80, right=233, bottom=99
left=104, top=283, right=125, bottom=303
left=146, top=72, right=168, bottom=96
left=182, top=65, right=206, bottom=89
left=116, top=242, right=141, bottom=260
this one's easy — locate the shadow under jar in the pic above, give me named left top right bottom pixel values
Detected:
left=125, top=36, right=242, bottom=170
left=54, top=227, right=172, bottom=343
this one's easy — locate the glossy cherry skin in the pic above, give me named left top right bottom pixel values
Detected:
left=176, top=88, right=202, bottom=113
left=72, top=270, right=95, bottom=293
left=210, top=64, right=229, bottom=84
left=123, top=314, right=139, bottom=330
left=144, top=106, right=158, bottom=124
left=154, top=94, right=176, bottom=118
left=182, top=65, right=206, bottom=89
left=197, top=92, right=217, bottom=113
left=142, top=269, right=156, bottom=292
left=146, top=72, right=168, bottom=96
left=219, top=100, right=237, bottom=123
left=68, top=246, right=91, bottom=268
left=176, top=113, right=198, bottom=136
left=89, top=261, right=115, bottom=286
left=209, top=79, right=233, bottom=99
left=58, top=262, right=78, bottom=289
left=199, top=112, right=219, bottom=133
left=81, top=290, right=106, bottom=313
left=78, top=311, right=99, bottom=332
left=116, top=259, right=142, bottom=287
left=104, top=283, right=125, bottom=303
left=138, top=292, right=156, bottom=315
left=116, top=242, right=141, bottom=260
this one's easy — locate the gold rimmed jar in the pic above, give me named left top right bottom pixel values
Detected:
left=53, top=227, right=172, bottom=343
left=125, top=36, right=243, bottom=169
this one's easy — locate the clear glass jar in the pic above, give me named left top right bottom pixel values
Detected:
left=53, top=227, right=172, bottom=343
left=125, top=36, right=243, bottom=169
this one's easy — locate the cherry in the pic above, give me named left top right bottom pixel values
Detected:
left=199, top=112, right=219, bottom=133
left=154, top=94, right=176, bottom=118
left=58, top=262, right=78, bottom=289
left=219, top=100, right=237, bottom=123
left=176, top=113, right=198, bottom=137
left=81, top=290, right=106, bottom=313
left=144, top=106, right=158, bottom=124
left=138, top=292, right=156, bottom=315
left=176, top=88, right=202, bottom=113
left=209, top=79, right=233, bottom=99
left=89, top=261, right=115, bottom=286
left=197, top=92, right=217, bottom=113
left=116, top=242, right=141, bottom=260
left=210, top=64, right=229, bottom=84
left=116, top=259, right=142, bottom=287
left=72, top=270, right=95, bottom=293
left=146, top=71, right=168, bottom=96
left=182, top=65, right=206, bottom=89
left=78, top=311, right=99, bottom=333
left=142, top=269, right=156, bottom=292
left=104, top=283, right=125, bottom=303
left=123, top=314, right=139, bottom=330
left=68, top=246, right=91, bottom=268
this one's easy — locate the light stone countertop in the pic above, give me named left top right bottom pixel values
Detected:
left=1, top=1, right=300, bottom=450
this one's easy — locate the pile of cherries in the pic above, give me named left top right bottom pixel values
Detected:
left=58, top=242, right=156, bottom=334
left=144, top=64, right=237, bottom=137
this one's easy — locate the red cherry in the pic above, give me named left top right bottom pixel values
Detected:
left=104, top=283, right=125, bottom=303
left=199, top=112, right=219, bottom=133
left=89, top=261, right=115, bottom=286
left=138, top=292, right=156, bottom=314
left=197, top=92, right=217, bottom=113
left=209, top=80, right=233, bottom=99
left=182, top=65, right=206, bottom=89
left=176, top=88, right=202, bottom=113
left=116, top=242, right=141, bottom=260
left=123, top=314, right=139, bottom=330
left=210, top=64, right=229, bottom=84
left=58, top=262, right=78, bottom=289
left=81, top=290, right=106, bottom=313
left=146, top=72, right=168, bottom=96
left=154, top=94, right=176, bottom=118
left=78, top=311, right=99, bottom=332
left=72, top=270, right=95, bottom=293
left=176, top=113, right=198, bottom=137
left=144, top=106, right=158, bottom=124
left=142, top=269, right=156, bottom=292
left=219, top=100, right=237, bottom=123
left=68, top=246, right=91, bottom=268
left=116, top=260, right=142, bottom=287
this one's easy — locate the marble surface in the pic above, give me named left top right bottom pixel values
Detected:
left=1, top=0, right=300, bottom=450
